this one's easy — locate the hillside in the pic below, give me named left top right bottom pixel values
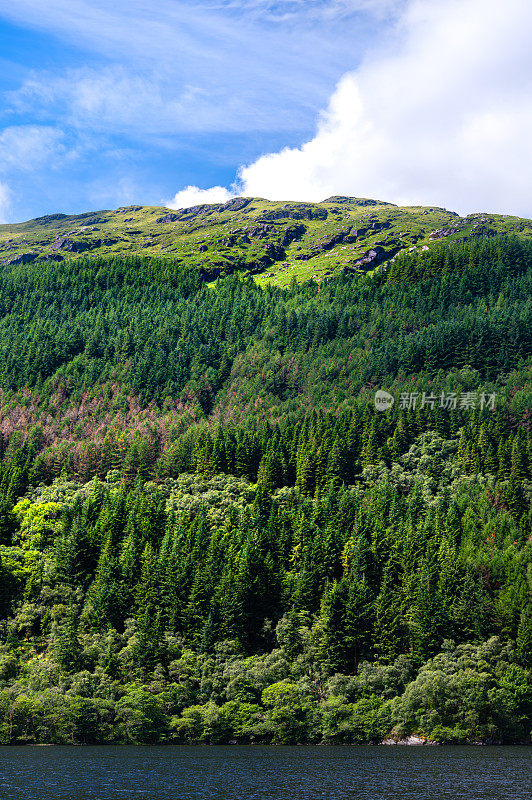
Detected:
left=2, top=196, right=532, bottom=287
left=0, top=210, right=530, bottom=745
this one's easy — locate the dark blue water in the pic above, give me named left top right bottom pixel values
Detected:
left=0, top=745, right=529, bottom=800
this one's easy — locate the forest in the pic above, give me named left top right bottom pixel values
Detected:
left=0, top=235, right=530, bottom=744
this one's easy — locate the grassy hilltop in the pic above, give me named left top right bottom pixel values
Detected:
left=2, top=195, right=532, bottom=286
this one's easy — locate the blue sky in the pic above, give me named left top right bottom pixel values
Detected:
left=0, top=1, right=400, bottom=221
left=1, top=0, right=532, bottom=222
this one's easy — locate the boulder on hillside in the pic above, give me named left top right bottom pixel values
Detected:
left=350, top=246, right=386, bottom=270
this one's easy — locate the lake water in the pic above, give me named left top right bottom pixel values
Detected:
left=0, top=745, right=529, bottom=800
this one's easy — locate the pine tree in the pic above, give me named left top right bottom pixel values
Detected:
left=54, top=605, right=82, bottom=673
left=498, top=439, right=511, bottom=481
left=516, top=608, right=532, bottom=668
left=511, top=433, right=529, bottom=480
left=373, top=563, right=405, bottom=662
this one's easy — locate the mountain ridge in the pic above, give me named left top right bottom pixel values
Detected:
left=2, top=196, right=531, bottom=286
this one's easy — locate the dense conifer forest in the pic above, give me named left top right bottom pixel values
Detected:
left=0, top=235, right=530, bottom=744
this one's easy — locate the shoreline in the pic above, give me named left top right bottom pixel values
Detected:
left=3, top=740, right=529, bottom=748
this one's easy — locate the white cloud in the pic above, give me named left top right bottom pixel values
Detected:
left=0, top=181, right=11, bottom=223
left=0, top=126, right=66, bottom=172
left=3, top=1, right=396, bottom=136
left=12, top=67, right=276, bottom=135
left=167, top=185, right=234, bottom=209
left=221, top=0, right=532, bottom=216
left=4, top=0, right=532, bottom=218
left=208, top=1, right=402, bottom=22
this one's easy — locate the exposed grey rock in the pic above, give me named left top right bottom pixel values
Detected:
left=261, top=203, right=328, bottom=221
left=347, top=244, right=400, bottom=271
left=314, top=229, right=353, bottom=252
left=321, top=196, right=397, bottom=207
left=282, top=224, right=306, bottom=246
left=51, top=237, right=117, bottom=252
left=220, top=197, right=251, bottom=213
left=156, top=213, right=179, bottom=224
left=37, top=253, right=64, bottom=262
left=381, top=736, right=436, bottom=745
left=175, top=203, right=224, bottom=219
left=220, top=234, right=239, bottom=247
left=2, top=251, right=38, bottom=265
left=51, top=237, right=73, bottom=251
left=248, top=224, right=274, bottom=239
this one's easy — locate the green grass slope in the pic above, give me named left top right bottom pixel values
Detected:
left=2, top=196, right=532, bottom=286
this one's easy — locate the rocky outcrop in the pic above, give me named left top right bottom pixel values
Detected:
left=37, top=253, right=63, bottom=262
left=470, top=224, right=497, bottom=238
left=158, top=198, right=251, bottom=223
left=237, top=242, right=288, bottom=274
left=248, top=224, right=275, bottom=240
left=220, top=197, right=251, bottom=213
left=344, top=228, right=365, bottom=241
left=369, top=220, right=391, bottom=232
left=76, top=214, right=108, bottom=225
left=381, top=736, right=437, bottom=745
left=50, top=237, right=118, bottom=252
left=175, top=203, right=224, bottom=220
left=322, top=196, right=396, bottom=207
left=2, top=251, right=38, bottom=265
left=317, top=229, right=356, bottom=252
left=428, top=221, right=496, bottom=243
left=50, top=237, right=75, bottom=251
left=429, top=227, right=461, bottom=240
left=292, top=226, right=356, bottom=259
left=261, top=203, right=328, bottom=221
left=347, top=245, right=401, bottom=271
left=282, top=224, right=307, bottom=246
left=156, top=213, right=179, bottom=224
left=220, top=233, right=240, bottom=247
left=353, top=247, right=385, bottom=268
left=263, top=242, right=285, bottom=260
